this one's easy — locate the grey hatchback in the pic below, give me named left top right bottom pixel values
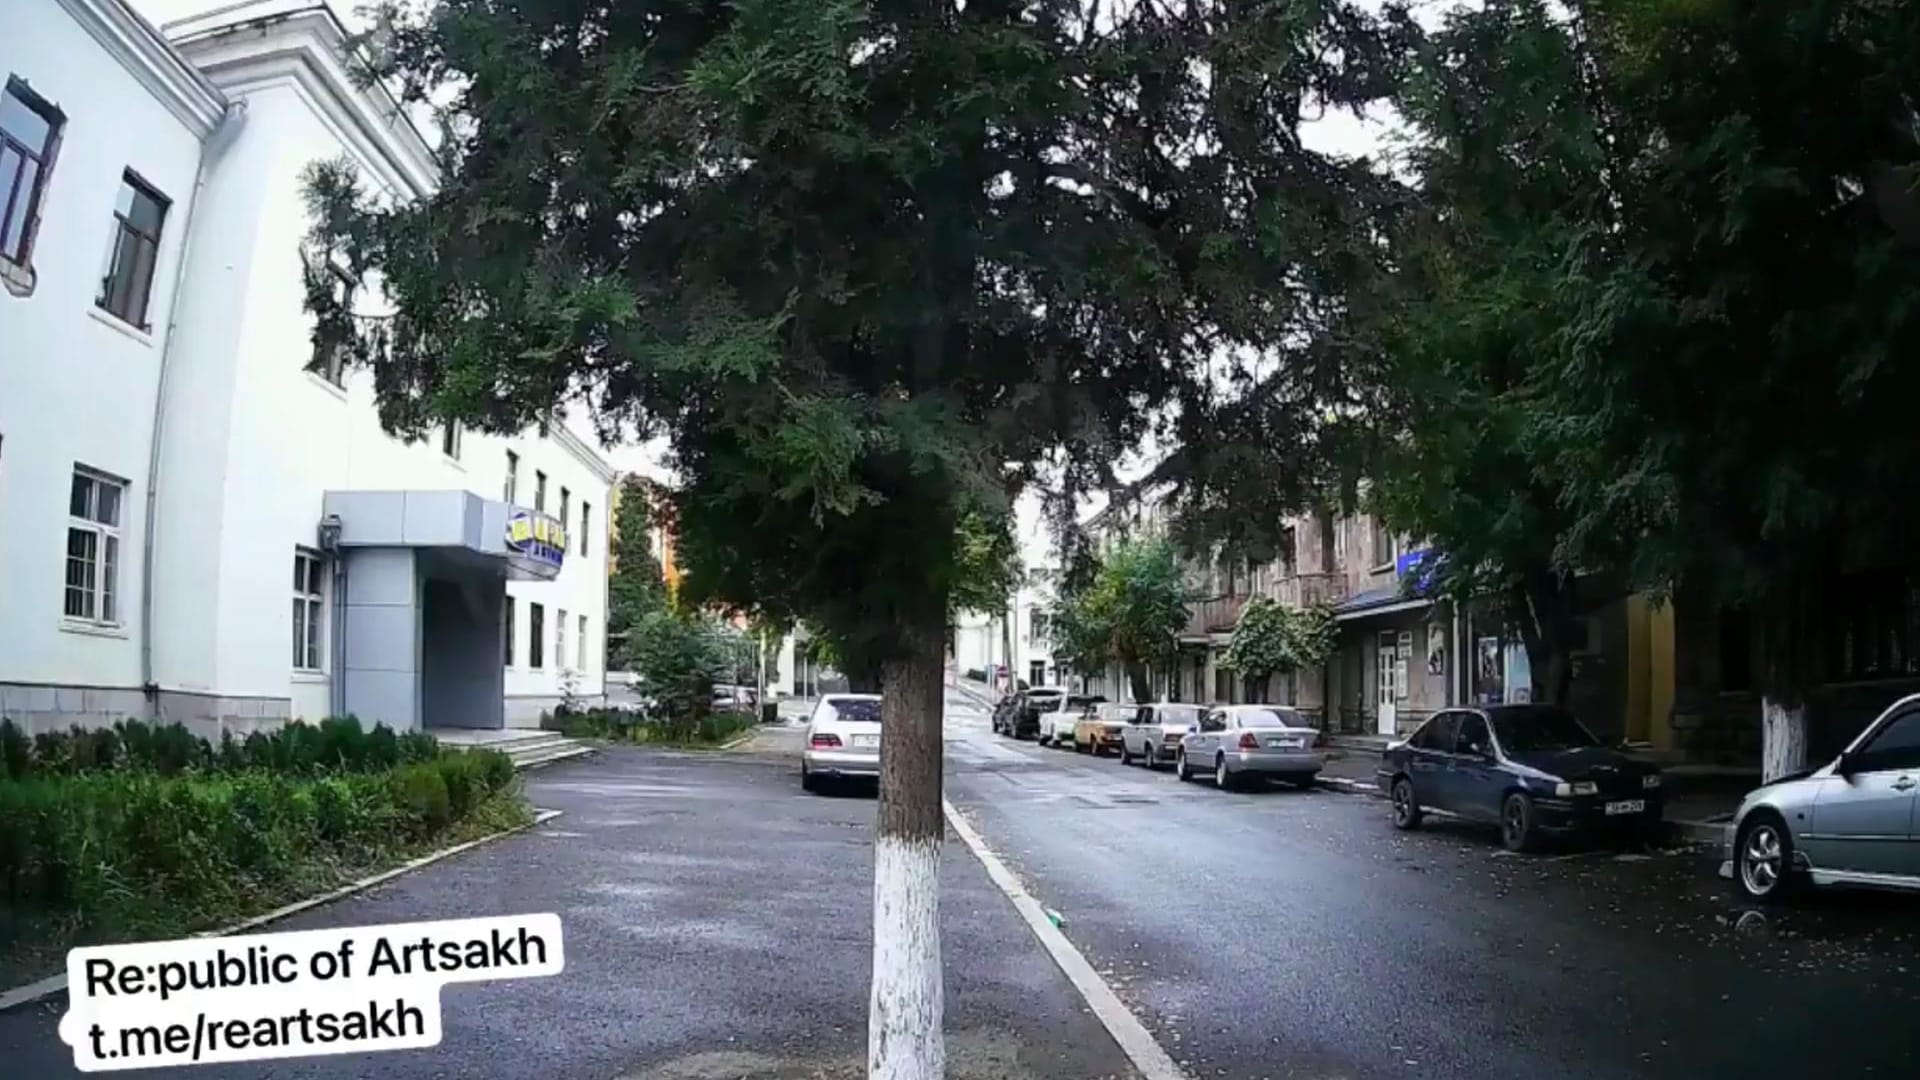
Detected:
left=1378, top=704, right=1665, bottom=852
left=1723, top=692, right=1920, bottom=902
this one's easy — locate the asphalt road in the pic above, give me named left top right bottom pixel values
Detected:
left=0, top=701, right=1138, bottom=1080
left=944, top=706, right=1920, bottom=1080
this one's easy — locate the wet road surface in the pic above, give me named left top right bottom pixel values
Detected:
left=943, top=708, right=1920, bottom=1079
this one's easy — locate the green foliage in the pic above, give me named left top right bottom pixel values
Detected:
left=553, top=707, right=755, bottom=746
left=608, top=475, right=669, bottom=669
left=1052, top=538, right=1191, bottom=674
left=627, top=611, right=733, bottom=735
left=0, top=749, right=523, bottom=950
left=300, top=0, right=1405, bottom=670
left=0, top=717, right=440, bottom=781
left=949, top=502, right=1023, bottom=618
left=1222, top=598, right=1337, bottom=678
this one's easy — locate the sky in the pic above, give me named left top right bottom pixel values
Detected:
left=131, top=0, right=1408, bottom=570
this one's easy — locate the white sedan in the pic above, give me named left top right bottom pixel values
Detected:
left=801, top=694, right=883, bottom=793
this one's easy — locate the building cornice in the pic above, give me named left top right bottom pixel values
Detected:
left=58, top=0, right=228, bottom=138
left=549, top=417, right=617, bottom=487
left=165, top=2, right=437, bottom=200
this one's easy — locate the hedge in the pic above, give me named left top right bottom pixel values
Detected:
left=0, top=718, right=523, bottom=967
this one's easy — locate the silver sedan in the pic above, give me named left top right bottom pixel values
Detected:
left=1117, top=702, right=1205, bottom=769
left=1723, top=692, right=1920, bottom=901
left=1175, top=705, right=1324, bottom=790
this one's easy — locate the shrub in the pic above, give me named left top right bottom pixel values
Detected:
left=0, top=717, right=445, bottom=781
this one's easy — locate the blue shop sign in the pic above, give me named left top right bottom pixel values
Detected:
left=1395, top=547, right=1443, bottom=594
left=506, top=510, right=567, bottom=579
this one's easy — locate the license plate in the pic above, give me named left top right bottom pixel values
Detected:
left=1605, top=799, right=1645, bottom=816
left=852, top=734, right=879, bottom=748
left=1268, top=738, right=1304, bottom=749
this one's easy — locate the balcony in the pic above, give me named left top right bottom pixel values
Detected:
left=1182, top=594, right=1248, bottom=639
left=1276, top=571, right=1349, bottom=609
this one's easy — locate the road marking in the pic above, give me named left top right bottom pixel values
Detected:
left=943, top=798, right=1188, bottom=1080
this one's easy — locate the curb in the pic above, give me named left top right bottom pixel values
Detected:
left=0, top=808, right=563, bottom=1015
left=944, top=799, right=1188, bottom=1080
left=947, top=679, right=996, bottom=710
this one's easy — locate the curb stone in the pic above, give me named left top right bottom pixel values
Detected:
left=0, top=808, right=563, bottom=1014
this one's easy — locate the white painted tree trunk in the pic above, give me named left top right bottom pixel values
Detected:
left=869, top=834, right=943, bottom=1080
left=1761, top=695, right=1809, bottom=782
left=870, top=608, right=945, bottom=1079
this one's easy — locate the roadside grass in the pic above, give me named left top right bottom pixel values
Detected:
left=0, top=718, right=532, bottom=988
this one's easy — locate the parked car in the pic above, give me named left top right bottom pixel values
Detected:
left=1010, top=687, right=1066, bottom=740
left=1723, top=692, right=1920, bottom=902
left=1118, top=703, right=1206, bottom=769
left=1379, top=704, right=1664, bottom=851
left=1037, top=694, right=1107, bottom=748
left=801, top=693, right=883, bottom=793
left=1175, top=705, right=1323, bottom=789
left=1071, top=700, right=1128, bottom=754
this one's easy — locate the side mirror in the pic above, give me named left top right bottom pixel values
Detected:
left=1834, top=751, right=1855, bottom=777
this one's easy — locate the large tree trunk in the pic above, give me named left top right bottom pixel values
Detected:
left=1125, top=662, right=1151, bottom=703
left=1000, top=606, right=1016, bottom=692
left=1514, top=571, right=1579, bottom=706
left=871, top=604, right=946, bottom=1079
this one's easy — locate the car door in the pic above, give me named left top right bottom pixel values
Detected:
left=1448, top=712, right=1506, bottom=822
left=1190, top=709, right=1224, bottom=760
left=1129, top=705, right=1152, bottom=754
left=1406, top=712, right=1459, bottom=809
left=1803, top=704, right=1920, bottom=876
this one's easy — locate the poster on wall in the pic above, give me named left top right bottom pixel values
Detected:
left=1475, top=636, right=1505, bottom=704
left=1394, top=630, right=1412, bottom=700
left=1426, top=622, right=1446, bottom=677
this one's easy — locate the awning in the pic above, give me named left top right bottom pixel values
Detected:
left=321, top=490, right=567, bottom=581
left=1332, top=585, right=1433, bottom=622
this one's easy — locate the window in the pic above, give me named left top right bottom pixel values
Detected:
left=1028, top=660, right=1045, bottom=686
left=504, top=598, right=516, bottom=666
left=504, top=450, right=519, bottom=504
left=579, top=502, right=591, bottom=556
left=1030, top=611, right=1053, bottom=644
left=65, top=468, right=124, bottom=624
left=310, top=261, right=354, bottom=386
left=96, top=171, right=169, bottom=329
left=578, top=614, right=589, bottom=673
left=1851, top=707, right=1920, bottom=773
left=534, top=471, right=547, bottom=512
left=440, top=422, right=461, bottom=460
left=529, top=603, right=545, bottom=668
left=557, top=608, right=569, bottom=670
left=559, top=488, right=570, bottom=543
left=1370, top=518, right=1396, bottom=569
left=292, top=550, right=325, bottom=671
left=1, top=77, right=63, bottom=266
left=1214, top=666, right=1232, bottom=704
left=1455, top=713, right=1492, bottom=757
left=1489, top=706, right=1601, bottom=753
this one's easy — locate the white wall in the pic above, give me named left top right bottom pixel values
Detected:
left=0, top=0, right=207, bottom=692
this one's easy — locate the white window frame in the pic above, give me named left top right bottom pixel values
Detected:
left=65, top=467, right=125, bottom=626
left=557, top=607, right=569, bottom=670
left=580, top=501, right=591, bottom=556
left=441, top=422, right=462, bottom=461
left=292, top=549, right=326, bottom=672
left=310, top=259, right=355, bottom=387
left=504, top=597, right=516, bottom=667
left=577, top=614, right=589, bottom=673
left=535, top=470, right=547, bottom=511
left=504, top=449, right=519, bottom=504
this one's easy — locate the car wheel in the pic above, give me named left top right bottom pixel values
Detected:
left=1144, top=744, right=1162, bottom=771
left=1501, top=792, right=1540, bottom=853
left=801, top=766, right=818, bottom=795
left=1215, top=755, right=1235, bottom=791
left=1735, top=813, right=1798, bottom=903
left=1390, top=777, right=1422, bottom=829
left=1290, top=775, right=1317, bottom=791
left=1119, top=741, right=1135, bottom=766
left=1175, top=750, right=1192, bottom=782
left=1037, top=730, right=1050, bottom=747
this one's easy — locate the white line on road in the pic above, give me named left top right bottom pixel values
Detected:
left=943, top=798, right=1188, bottom=1080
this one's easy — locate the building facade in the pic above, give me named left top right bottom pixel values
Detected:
left=1, top=0, right=613, bottom=735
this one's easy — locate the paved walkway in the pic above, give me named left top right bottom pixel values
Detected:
left=0, top=746, right=1139, bottom=1079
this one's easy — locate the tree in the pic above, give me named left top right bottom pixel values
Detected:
left=1222, top=597, right=1336, bottom=703
left=302, top=0, right=1402, bottom=1069
left=1053, top=538, right=1192, bottom=701
left=607, top=475, right=669, bottom=669
left=628, top=610, right=732, bottom=737
left=1523, top=0, right=1920, bottom=779
left=1361, top=0, right=1624, bottom=707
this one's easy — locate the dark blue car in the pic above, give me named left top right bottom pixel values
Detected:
left=1377, top=704, right=1665, bottom=852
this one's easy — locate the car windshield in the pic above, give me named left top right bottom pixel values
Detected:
left=1067, top=695, right=1105, bottom=708
left=1236, top=709, right=1303, bottom=728
left=1490, top=706, right=1599, bottom=752
left=826, top=699, right=882, bottom=723
left=1155, top=706, right=1203, bottom=726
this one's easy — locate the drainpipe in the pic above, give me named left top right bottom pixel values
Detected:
left=139, top=102, right=249, bottom=714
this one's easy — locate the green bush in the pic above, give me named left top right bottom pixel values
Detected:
left=0, top=717, right=448, bottom=781
left=0, top=746, right=520, bottom=943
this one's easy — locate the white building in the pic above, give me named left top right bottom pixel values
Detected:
left=0, top=0, right=613, bottom=734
